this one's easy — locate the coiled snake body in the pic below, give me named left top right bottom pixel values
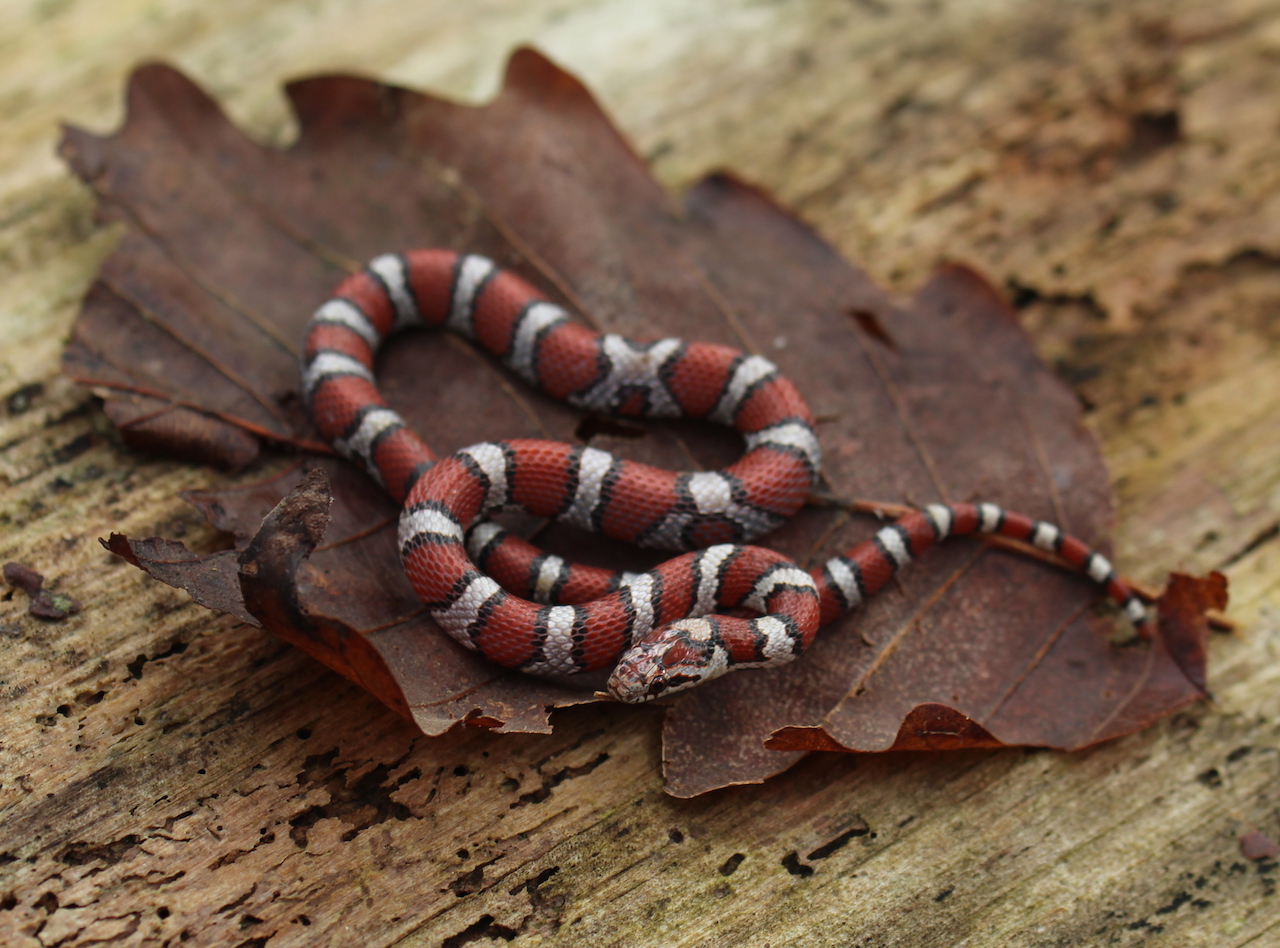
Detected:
left=302, top=251, right=1150, bottom=703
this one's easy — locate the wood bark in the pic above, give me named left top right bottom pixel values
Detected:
left=1, top=1, right=1277, bottom=945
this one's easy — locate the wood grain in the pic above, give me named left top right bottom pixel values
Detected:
left=1, top=1, right=1277, bottom=945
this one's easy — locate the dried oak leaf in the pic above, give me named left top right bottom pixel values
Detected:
left=60, top=51, right=1223, bottom=795
left=106, top=464, right=601, bottom=736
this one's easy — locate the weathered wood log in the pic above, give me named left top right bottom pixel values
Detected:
left=1, top=1, right=1277, bottom=945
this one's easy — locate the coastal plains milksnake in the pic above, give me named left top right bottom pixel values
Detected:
left=303, top=250, right=1151, bottom=703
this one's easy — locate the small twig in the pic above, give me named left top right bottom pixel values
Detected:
left=807, top=492, right=914, bottom=519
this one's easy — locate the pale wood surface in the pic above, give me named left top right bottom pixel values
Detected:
left=2, top=1, right=1279, bottom=945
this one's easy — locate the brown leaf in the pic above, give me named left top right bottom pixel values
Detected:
left=109, top=469, right=599, bottom=735
left=100, top=534, right=254, bottom=625
left=101, top=390, right=260, bottom=469
left=1156, top=571, right=1227, bottom=694
left=64, top=52, right=1222, bottom=794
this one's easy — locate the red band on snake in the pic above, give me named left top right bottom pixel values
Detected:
left=303, top=251, right=1152, bottom=703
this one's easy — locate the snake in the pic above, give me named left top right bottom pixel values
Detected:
left=302, top=250, right=1151, bottom=703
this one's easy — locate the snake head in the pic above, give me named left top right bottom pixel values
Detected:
left=606, top=619, right=728, bottom=704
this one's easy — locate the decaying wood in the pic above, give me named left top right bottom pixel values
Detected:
left=1, top=1, right=1277, bottom=945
